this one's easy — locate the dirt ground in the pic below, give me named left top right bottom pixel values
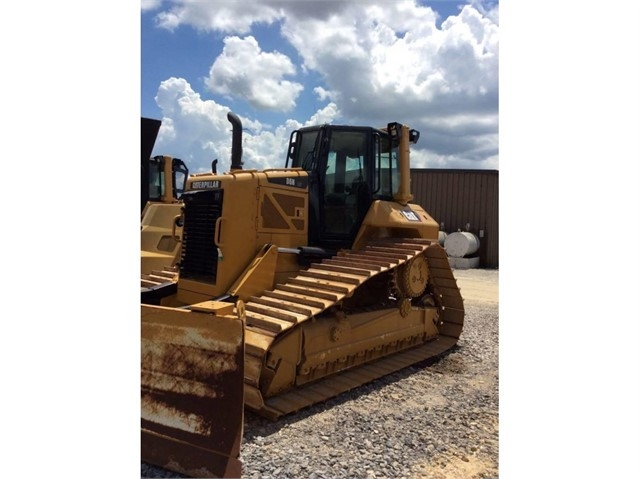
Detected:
left=451, top=268, right=499, bottom=304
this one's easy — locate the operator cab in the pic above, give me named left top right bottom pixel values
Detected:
left=146, top=156, right=189, bottom=203
left=286, top=124, right=403, bottom=249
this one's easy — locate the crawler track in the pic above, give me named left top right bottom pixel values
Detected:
left=141, top=265, right=179, bottom=289
left=141, top=266, right=179, bottom=305
left=242, top=238, right=464, bottom=419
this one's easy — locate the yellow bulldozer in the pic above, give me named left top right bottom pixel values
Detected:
left=141, top=117, right=189, bottom=302
left=141, top=112, right=465, bottom=478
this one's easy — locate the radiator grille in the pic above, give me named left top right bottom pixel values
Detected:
left=179, top=189, right=224, bottom=283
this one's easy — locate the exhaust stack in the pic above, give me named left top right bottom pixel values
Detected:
left=388, top=122, right=419, bottom=205
left=227, top=112, right=243, bottom=170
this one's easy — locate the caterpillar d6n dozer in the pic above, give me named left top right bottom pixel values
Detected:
left=141, top=112, right=464, bottom=478
left=141, top=117, right=189, bottom=302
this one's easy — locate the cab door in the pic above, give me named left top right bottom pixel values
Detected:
left=318, top=127, right=373, bottom=248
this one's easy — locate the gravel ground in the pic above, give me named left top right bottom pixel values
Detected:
left=142, top=268, right=499, bottom=479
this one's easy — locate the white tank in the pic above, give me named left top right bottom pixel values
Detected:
left=445, top=231, right=480, bottom=258
left=438, top=231, right=447, bottom=246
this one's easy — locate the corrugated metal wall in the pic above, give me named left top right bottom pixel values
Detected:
left=410, top=169, right=499, bottom=268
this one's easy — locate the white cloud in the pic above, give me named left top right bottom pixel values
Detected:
left=206, top=36, right=304, bottom=112
left=281, top=2, right=498, bottom=107
left=313, top=86, right=332, bottom=102
left=153, top=1, right=280, bottom=33
left=276, top=1, right=499, bottom=167
left=284, top=102, right=341, bottom=131
left=141, top=0, right=163, bottom=12
left=153, top=77, right=237, bottom=171
left=152, top=78, right=338, bottom=172
left=306, top=102, right=339, bottom=125
left=146, top=0, right=499, bottom=169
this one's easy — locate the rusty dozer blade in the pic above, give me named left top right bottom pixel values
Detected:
left=141, top=302, right=244, bottom=478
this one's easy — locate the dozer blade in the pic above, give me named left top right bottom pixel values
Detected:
left=141, top=303, right=244, bottom=478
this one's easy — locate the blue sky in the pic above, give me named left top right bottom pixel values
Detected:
left=141, top=0, right=499, bottom=174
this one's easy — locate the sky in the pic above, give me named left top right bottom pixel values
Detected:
left=141, top=0, right=499, bottom=174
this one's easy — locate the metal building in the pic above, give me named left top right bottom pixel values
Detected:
left=410, top=169, right=499, bottom=268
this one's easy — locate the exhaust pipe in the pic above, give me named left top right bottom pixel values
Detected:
left=227, top=112, right=243, bottom=170
left=388, top=122, right=415, bottom=205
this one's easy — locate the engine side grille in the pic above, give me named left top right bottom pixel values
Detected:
left=179, top=189, right=224, bottom=283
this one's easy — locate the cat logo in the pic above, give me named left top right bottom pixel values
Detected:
left=400, top=210, right=421, bottom=222
left=191, top=180, right=221, bottom=190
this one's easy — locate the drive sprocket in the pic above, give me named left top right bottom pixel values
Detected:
left=394, top=254, right=428, bottom=298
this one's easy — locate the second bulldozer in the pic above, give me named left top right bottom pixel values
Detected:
left=140, top=117, right=189, bottom=301
left=141, top=112, right=464, bottom=477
